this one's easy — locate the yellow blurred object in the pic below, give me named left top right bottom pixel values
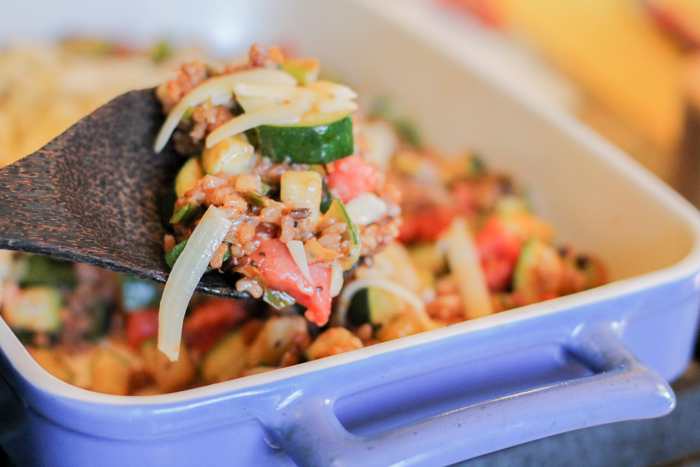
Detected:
left=494, top=0, right=685, bottom=176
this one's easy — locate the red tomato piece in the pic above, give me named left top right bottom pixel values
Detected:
left=475, top=215, right=523, bottom=291
left=183, top=298, right=248, bottom=353
left=398, top=205, right=455, bottom=244
left=125, top=308, right=160, bottom=348
left=252, top=237, right=333, bottom=326
left=327, top=154, right=379, bottom=203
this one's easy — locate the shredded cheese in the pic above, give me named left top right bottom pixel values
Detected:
left=154, top=68, right=297, bottom=152
left=158, top=205, right=233, bottom=361
left=205, top=101, right=308, bottom=148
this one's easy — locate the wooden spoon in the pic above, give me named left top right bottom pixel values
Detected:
left=0, top=88, right=248, bottom=299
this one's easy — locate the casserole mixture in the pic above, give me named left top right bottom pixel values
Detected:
left=0, top=42, right=607, bottom=395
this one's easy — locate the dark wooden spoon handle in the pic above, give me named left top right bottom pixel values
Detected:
left=0, top=89, right=248, bottom=299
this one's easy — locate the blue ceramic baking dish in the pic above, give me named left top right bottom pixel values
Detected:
left=2, top=0, right=700, bottom=466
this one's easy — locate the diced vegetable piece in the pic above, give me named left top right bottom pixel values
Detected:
left=371, top=243, right=424, bottom=291
left=329, top=261, right=344, bottom=297
left=251, top=237, right=332, bottom=326
left=446, top=217, right=493, bottom=319
left=164, top=240, right=188, bottom=268
left=475, top=214, right=523, bottom=291
left=408, top=244, right=446, bottom=275
left=170, top=201, right=200, bottom=224
left=120, top=276, right=161, bottom=312
left=247, top=315, right=308, bottom=367
left=155, top=67, right=298, bottom=152
left=206, top=102, right=307, bottom=148
left=281, top=58, right=321, bottom=85
left=513, top=239, right=564, bottom=304
left=201, top=135, right=254, bottom=175
left=375, top=311, right=435, bottom=343
left=304, top=327, right=362, bottom=361
left=321, top=198, right=360, bottom=270
left=360, top=119, right=399, bottom=170
left=252, top=112, right=353, bottom=164
left=263, top=290, right=296, bottom=310
left=11, top=255, right=76, bottom=289
left=201, top=330, right=248, bottom=384
left=159, top=205, right=233, bottom=361
left=326, top=154, right=379, bottom=203
left=183, top=298, right=248, bottom=354
left=142, top=338, right=196, bottom=392
left=235, top=174, right=262, bottom=193
left=90, top=348, right=132, bottom=395
left=2, top=285, right=63, bottom=333
left=344, top=193, right=387, bottom=226
left=347, top=287, right=404, bottom=327
left=280, top=170, right=323, bottom=221
left=27, top=347, right=73, bottom=383
left=125, top=308, right=160, bottom=348
left=175, top=156, right=204, bottom=198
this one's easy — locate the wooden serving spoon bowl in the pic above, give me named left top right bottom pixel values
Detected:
left=0, top=88, right=248, bottom=299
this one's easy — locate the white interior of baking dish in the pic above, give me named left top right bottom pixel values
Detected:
left=2, top=0, right=700, bottom=403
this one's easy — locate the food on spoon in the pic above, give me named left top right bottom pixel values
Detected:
left=0, top=41, right=609, bottom=393
left=154, top=45, right=401, bottom=359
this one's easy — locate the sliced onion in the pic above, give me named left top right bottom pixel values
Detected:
left=329, top=261, right=344, bottom=297
left=205, top=101, right=308, bottom=148
left=158, top=205, right=233, bottom=361
left=234, top=82, right=299, bottom=100
left=287, top=240, right=313, bottom=285
left=154, top=68, right=297, bottom=152
left=309, top=80, right=358, bottom=100
left=446, top=217, right=493, bottom=319
left=316, top=97, right=358, bottom=114
left=344, top=193, right=387, bottom=226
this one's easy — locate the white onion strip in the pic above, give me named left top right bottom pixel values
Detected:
left=287, top=240, right=313, bottom=284
left=446, top=217, right=493, bottom=319
left=335, top=278, right=427, bottom=327
left=154, top=68, right=297, bottom=152
left=234, top=82, right=299, bottom=100
left=158, top=205, right=233, bottom=361
left=205, top=101, right=307, bottom=148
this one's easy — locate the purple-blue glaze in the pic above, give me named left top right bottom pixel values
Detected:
left=1, top=270, right=698, bottom=466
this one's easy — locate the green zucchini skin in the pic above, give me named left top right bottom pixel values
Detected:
left=254, top=115, right=354, bottom=164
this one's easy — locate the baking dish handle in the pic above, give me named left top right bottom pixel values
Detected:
left=268, top=323, right=675, bottom=467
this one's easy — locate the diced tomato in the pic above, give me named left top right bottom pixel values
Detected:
left=327, top=154, right=379, bottom=203
left=252, top=237, right=333, bottom=326
left=398, top=205, right=455, bottom=243
left=183, top=298, right=248, bottom=353
left=451, top=181, right=479, bottom=216
left=475, top=215, right=522, bottom=263
left=481, top=255, right=514, bottom=291
left=475, top=215, right=523, bottom=291
left=125, top=308, right=160, bottom=348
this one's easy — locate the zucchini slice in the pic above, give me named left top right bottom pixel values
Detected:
left=175, top=156, right=204, bottom=198
left=251, top=110, right=353, bottom=164
left=322, top=198, right=360, bottom=270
